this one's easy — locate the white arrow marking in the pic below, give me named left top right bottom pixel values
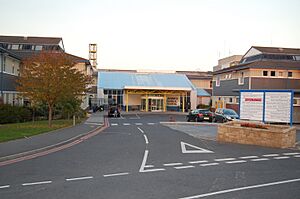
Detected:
left=181, top=142, right=214, bottom=154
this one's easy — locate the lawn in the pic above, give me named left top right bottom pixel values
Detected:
left=0, top=119, right=81, bottom=142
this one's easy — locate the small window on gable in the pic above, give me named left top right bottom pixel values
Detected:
left=216, top=76, right=220, bottom=87
left=278, top=71, right=283, bottom=77
left=288, top=72, right=293, bottom=77
left=263, top=71, right=268, bottom=76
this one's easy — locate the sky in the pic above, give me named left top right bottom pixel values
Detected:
left=1, top=0, right=300, bottom=71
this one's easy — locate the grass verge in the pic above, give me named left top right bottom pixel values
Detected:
left=0, top=119, right=84, bottom=143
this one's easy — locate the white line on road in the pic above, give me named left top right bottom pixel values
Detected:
left=111, top=123, right=118, bottom=126
left=215, top=158, right=236, bottom=162
left=189, top=160, right=208, bottom=164
left=135, top=123, right=143, bottom=125
left=178, top=178, right=300, bottom=199
left=144, top=165, right=154, bottom=168
left=273, top=156, right=290, bottom=160
left=103, top=172, right=129, bottom=177
left=200, top=163, right=219, bottom=167
left=225, top=160, right=247, bottom=164
left=139, top=150, right=165, bottom=172
left=239, top=156, right=258, bottom=159
left=163, top=163, right=183, bottom=166
left=147, top=123, right=155, bottom=125
left=22, top=181, right=52, bottom=186
left=66, top=176, right=93, bottom=181
left=262, top=154, right=279, bottom=157
left=250, top=158, right=269, bottom=162
left=174, top=165, right=195, bottom=169
left=283, top=152, right=300, bottom=156
left=136, top=113, right=140, bottom=119
left=123, top=123, right=130, bottom=126
left=137, top=127, right=144, bottom=134
left=143, top=134, right=149, bottom=144
left=0, top=185, right=10, bottom=189
left=294, top=155, right=300, bottom=158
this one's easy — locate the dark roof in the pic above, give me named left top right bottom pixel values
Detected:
left=186, top=75, right=212, bottom=80
left=0, top=35, right=62, bottom=45
left=252, top=46, right=300, bottom=55
left=213, top=60, right=300, bottom=75
left=64, top=53, right=90, bottom=64
left=0, top=47, right=21, bottom=60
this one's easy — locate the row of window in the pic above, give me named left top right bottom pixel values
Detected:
left=241, top=54, right=300, bottom=63
left=1, top=93, right=23, bottom=106
left=263, top=70, right=293, bottom=77
left=0, top=43, right=61, bottom=51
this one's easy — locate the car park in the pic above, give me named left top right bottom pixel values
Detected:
left=187, top=109, right=215, bottom=122
left=214, top=108, right=239, bottom=123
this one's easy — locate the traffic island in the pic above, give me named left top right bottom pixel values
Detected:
left=217, top=121, right=296, bottom=148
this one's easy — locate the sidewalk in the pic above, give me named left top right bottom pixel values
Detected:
left=0, top=112, right=104, bottom=160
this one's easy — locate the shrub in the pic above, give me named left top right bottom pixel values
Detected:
left=0, top=104, right=32, bottom=124
left=240, top=122, right=268, bottom=129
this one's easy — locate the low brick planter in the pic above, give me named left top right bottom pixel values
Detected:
left=217, top=121, right=296, bottom=148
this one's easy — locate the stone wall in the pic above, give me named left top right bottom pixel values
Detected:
left=217, top=121, right=296, bottom=148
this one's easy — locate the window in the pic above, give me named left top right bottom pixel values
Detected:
left=209, top=81, right=212, bottom=88
left=294, top=98, right=300, bottom=106
left=23, top=44, right=32, bottom=50
left=279, top=71, right=283, bottom=77
left=288, top=72, right=293, bottom=77
left=270, top=71, right=275, bottom=76
left=11, top=44, right=19, bottom=50
left=236, top=97, right=240, bottom=104
left=263, top=71, right=268, bottom=76
left=12, top=66, right=15, bottom=74
left=35, top=45, right=43, bottom=51
left=238, top=72, right=244, bottom=85
left=229, top=97, right=233, bottom=103
left=216, top=76, right=220, bottom=87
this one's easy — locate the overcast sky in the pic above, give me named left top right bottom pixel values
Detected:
left=1, top=0, right=300, bottom=71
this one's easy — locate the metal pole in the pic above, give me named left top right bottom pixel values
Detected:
left=0, top=53, right=3, bottom=101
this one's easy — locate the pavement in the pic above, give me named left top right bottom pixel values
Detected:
left=0, top=112, right=105, bottom=161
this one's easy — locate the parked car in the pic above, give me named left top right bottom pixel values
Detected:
left=108, top=106, right=121, bottom=117
left=214, top=108, right=239, bottom=123
left=187, top=109, right=215, bottom=122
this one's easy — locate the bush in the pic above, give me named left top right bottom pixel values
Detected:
left=0, top=104, right=32, bottom=124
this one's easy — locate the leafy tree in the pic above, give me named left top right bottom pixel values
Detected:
left=17, top=51, right=90, bottom=127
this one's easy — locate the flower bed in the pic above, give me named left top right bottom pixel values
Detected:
left=217, top=121, right=296, bottom=148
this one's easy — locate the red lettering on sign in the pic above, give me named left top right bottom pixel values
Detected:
left=245, top=98, right=262, bottom=102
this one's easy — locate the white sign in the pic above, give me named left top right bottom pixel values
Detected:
left=240, top=92, right=264, bottom=121
left=265, top=92, right=291, bottom=123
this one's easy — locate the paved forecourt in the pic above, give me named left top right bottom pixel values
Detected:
left=0, top=113, right=299, bottom=199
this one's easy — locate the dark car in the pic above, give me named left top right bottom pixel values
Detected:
left=187, top=109, right=215, bottom=122
left=214, top=108, right=239, bottom=123
left=108, top=106, right=121, bottom=117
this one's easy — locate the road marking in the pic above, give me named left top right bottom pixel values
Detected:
left=200, top=163, right=219, bottom=167
left=262, top=154, right=279, bottom=157
left=144, top=165, right=154, bottom=168
left=294, top=155, right=300, bottom=158
left=143, top=134, right=149, bottom=144
left=250, top=158, right=269, bottom=162
left=137, top=127, right=144, bottom=133
left=239, top=156, right=258, bottom=159
left=178, top=178, right=300, bottom=199
left=181, top=142, right=214, bottom=154
left=174, top=165, right=195, bottom=169
left=111, top=123, right=118, bottom=126
left=135, top=123, right=143, bottom=125
left=163, top=163, right=183, bottom=166
left=123, top=123, right=130, bottom=126
left=283, top=152, right=300, bottom=156
left=147, top=123, right=155, bottom=125
left=103, top=172, right=129, bottom=177
left=120, top=115, right=125, bottom=119
left=22, top=181, right=52, bottom=186
left=225, top=160, right=247, bottom=164
left=0, top=185, right=10, bottom=189
left=139, top=150, right=165, bottom=172
left=136, top=113, right=140, bottom=119
left=189, top=160, right=208, bottom=164
left=215, top=158, right=236, bottom=162
left=274, top=156, right=290, bottom=160
left=66, top=176, right=93, bottom=181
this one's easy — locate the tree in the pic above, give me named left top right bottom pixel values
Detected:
left=17, top=51, right=91, bottom=127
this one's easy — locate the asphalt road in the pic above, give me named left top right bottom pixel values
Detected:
left=0, top=114, right=299, bottom=199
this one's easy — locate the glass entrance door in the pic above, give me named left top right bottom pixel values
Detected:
left=141, top=97, right=164, bottom=112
